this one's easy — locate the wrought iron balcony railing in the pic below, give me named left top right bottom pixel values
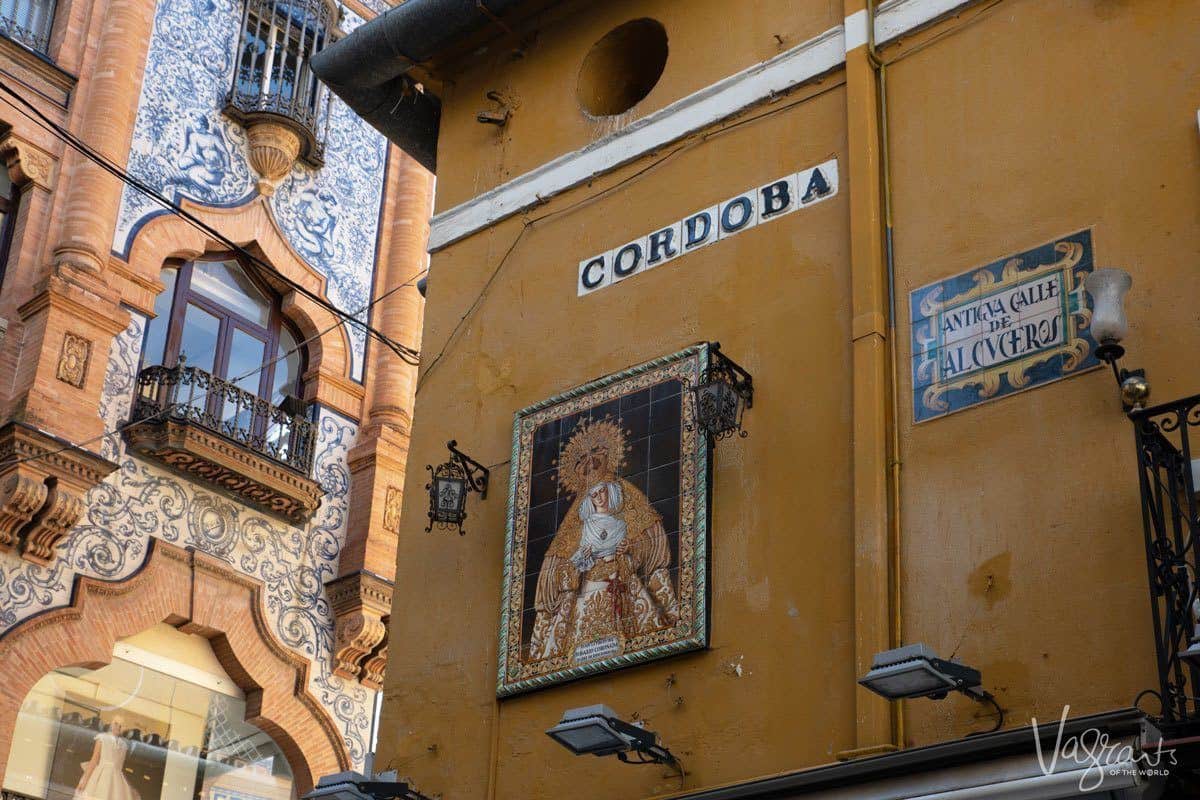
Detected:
left=1130, top=392, right=1200, bottom=727
left=225, top=0, right=337, bottom=166
left=130, top=361, right=317, bottom=475
left=0, top=0, right=56, bottom=54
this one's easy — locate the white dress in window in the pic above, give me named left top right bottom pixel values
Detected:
left=74, top=733, right=140, bottom=800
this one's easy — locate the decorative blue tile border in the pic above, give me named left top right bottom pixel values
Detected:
left=910, top=229, right=1100, bottom=422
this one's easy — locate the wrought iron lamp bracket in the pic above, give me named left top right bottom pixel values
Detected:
left=1096, top=344, right=1151, bottom=414
left=447, top=439, right=490, bottom=498
left=709, top=342, right=754, bottom=409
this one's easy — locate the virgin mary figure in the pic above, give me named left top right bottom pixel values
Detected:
left=528, top=418, right=680, bottom=664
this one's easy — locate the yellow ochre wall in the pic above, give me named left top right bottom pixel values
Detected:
left=379, top=0, right=1200, bottom=798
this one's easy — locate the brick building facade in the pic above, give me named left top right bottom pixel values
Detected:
left=0, top=0, right=429, bottom=791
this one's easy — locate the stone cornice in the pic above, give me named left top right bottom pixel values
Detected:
left=17, top=274, right=129, bottom=337
left=0, top=35, right=77, bottom=110
left=0, top=421, right=118, bottom=485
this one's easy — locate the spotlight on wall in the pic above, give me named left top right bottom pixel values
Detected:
left=546, top=705, right=681, bottom=772
left=425, top=440, right=489, bottom=535
left=858, top=644, right=1003, bottom=733
left=689, top=342, right=754, bottom=440
left=302, top=771, right=431, bottom=800
left=1084, top=268, right=1151, bottom=410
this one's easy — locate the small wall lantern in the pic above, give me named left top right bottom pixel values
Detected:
left=690, top=342, right=754, bottom=440
left=425, top=440, right=489, bottom=535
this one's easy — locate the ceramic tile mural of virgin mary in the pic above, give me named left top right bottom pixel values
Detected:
left=497, top=344, right=711, bottom=696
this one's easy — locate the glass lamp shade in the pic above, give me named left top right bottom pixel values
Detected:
left=547, top=718, right=629, bottom=756
left=1084, top=268, right=1132, bottom=344
left=859, top=661, right=958, bottom=699
left=546, top=705, right=640, bottom=757
left=430, top=475, right=467, bottom=523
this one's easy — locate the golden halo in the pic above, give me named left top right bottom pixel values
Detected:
left=556, top=417, right=628, bottom=496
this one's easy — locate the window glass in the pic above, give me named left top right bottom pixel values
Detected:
left=226, top=327, right=268, bottom=394
left=3, top=627, right=295, bottom=800
left=142, top=268, right=178, bottom=367
left=224, top=327, right=269, bottom=430
left=178, top=302, right=221, bottom=374
left=190, top=260, right=271, bottom=327
left=272, top=326, right=300, bottom=405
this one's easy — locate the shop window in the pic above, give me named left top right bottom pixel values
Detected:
left=577, top=19, right=668, bottom=118
left=0, top=0, right=54, bottom=53
left=2, top=624, right=295, bottom=800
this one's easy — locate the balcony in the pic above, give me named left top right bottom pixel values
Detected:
left=223, top=0, right=337, bottom=185
left=0, top=0, right=55, bottom=54
left=124, top=362, right=322, bottom=523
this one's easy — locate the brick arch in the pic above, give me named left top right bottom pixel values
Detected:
left=0, top=540, right=352, bottom=794
left=124, top=194, right=358, bottom=402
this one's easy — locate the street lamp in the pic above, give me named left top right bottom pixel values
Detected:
left=546, top=705, right=681, bottom=771
left=689, top=342, right=754, bottom=440
left=1084, top=268, right=1150, bottom=410
left=302, top=771, right=431, bottom=800
left=425, top=440, right=489, bottom=535
left=858, top=644, right=1003, bottom=733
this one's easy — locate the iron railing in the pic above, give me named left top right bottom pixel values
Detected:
left=226, top=0, right=335, bottom=164
left=130, top=361, right=317, bottom=475
left=1130, top=392, right=1200, bottom=725
left=0, top=0, right=55, bottom=53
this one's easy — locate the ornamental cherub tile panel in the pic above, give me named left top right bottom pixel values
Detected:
left=910, top=229, right=1101, bottom=422
left=498, top=345, right=711, bottom=696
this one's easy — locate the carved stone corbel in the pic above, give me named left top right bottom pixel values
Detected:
left=360, top=637, right=388, bottom=690
left=0, top=132, right=55, bottom=191
left=22, top=481, right=87, bottom=565
left=0, top=422, right=118, bottom=564
left=325, top=570, right=393, bottom=683
left=332, top=612, right=387, bottom=680
left=0, top=473, right=48, bottom=551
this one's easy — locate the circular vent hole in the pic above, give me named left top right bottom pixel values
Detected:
left=577, top=19, right=668, bottom=118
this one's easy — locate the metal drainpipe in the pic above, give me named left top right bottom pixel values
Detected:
left=866, top=0, right=905, bottom=749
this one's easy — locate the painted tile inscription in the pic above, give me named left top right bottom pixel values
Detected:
left=911, top=229, right=1099, bottom=422
left=498, top=345, right=710, bottom=696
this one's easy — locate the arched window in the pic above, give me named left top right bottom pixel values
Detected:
left=138, top=254, right=310, bottom=469
left=3, top=624, right=296, bottom=800
left=143, top=254, right=304, bottom=409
